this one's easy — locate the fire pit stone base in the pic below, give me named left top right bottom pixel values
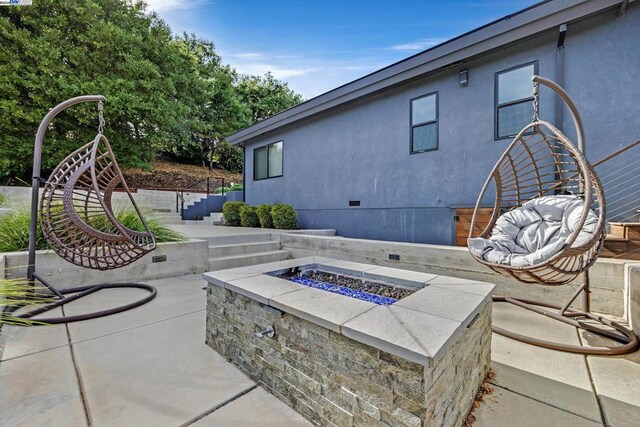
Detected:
left=204, top=257, right=494, bottom=427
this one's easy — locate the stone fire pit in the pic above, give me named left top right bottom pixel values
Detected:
left=204, top=257, right=494, bottom=427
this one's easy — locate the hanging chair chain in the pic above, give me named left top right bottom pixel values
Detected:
left=532, top=79, right=540, bottom=121
left=97, top=100, right=105, bottom=134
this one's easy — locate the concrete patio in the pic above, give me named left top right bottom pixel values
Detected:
left=1, top=272, right=639, bottom=426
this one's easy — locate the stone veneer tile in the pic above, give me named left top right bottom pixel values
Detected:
left=225, top=274, right=308, bottom=305
left=206, top=281, right=492, bottom=427
left=269, top=287, right=375, bottom=333
left=341, top=305, right=430, bottom=366
left=395, top=286, right=488, bottom=327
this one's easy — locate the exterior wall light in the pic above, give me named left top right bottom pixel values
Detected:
left=459, top=69, right=469, bottom=87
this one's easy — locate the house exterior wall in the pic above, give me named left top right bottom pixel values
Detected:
left=243, top=7, right=640, bottom=245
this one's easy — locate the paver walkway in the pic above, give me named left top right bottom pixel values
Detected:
left=1, top=274, right=639, bottom=426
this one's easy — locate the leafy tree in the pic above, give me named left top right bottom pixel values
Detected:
left=0, top=0, right=303, bottom=180
left=236, top=72, right=304, bottom=124
left=0, top=0, right=191, bottom=178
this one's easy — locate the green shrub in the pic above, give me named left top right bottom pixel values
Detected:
left=222, top=201, right=246, bottom=226
left=271, top=203, right=297, bottom=229
left=256, top=204, right=274, bottom=228
left=240, top=205, right=260, bottom=228
left=0, top=207, right=184, bottom=253
left=0, top=192, right=7, bottom=207
left=213, top=183, right=244, bottom=194
left=0, top=208, right=47, bottom=253
left=109, top=208, right=185, bottom=243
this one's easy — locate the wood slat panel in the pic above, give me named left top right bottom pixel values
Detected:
left=455, top=208, right=493, bottom=247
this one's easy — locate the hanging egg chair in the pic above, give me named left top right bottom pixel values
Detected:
left=467, top=114, right=606, bottom=286
left=40, top=133, right=156, bottom=270
left=467, top=76, right=638, bottom=355
left=16, top=95, right=157, bottom=325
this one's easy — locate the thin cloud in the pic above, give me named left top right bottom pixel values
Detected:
left=390, top=37, right=448, bottom=52
left=145, top=0, right=210, bottom=12
left=231, top=52, right=265, bottom=59
left=235, top=63, right=319, bottom=79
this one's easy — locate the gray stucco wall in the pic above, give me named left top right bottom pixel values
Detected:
left=243, top=6, right=640, bottom=245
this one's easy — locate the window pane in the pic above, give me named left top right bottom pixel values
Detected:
left=412, top=123, right=437, bottom=152
left=254, top=147, right=268, bottom=180
left=497, top=101, right=533, bottom=138
left=411, top=94, right=436, bottom=125
left=268, top=141, right=283, bottom=177
left=498, top=64, right=534, bottom=104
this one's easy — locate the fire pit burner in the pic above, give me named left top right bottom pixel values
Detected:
left=277, top=270, right=415, bottom=305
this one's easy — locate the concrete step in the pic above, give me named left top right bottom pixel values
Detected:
left=209, top=241, right=280, bottom=257
left=202, top=233, right=273, bottom=246
left=202, top=213, right=224, bottom=225
left=208, top=250, right=290, bottom=271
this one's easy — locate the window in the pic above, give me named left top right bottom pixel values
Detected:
left=254, top=141, right=283, bottom=180
left=495, top=62, right=538, bottom=139
left=410, top=92, right=438, bottom=153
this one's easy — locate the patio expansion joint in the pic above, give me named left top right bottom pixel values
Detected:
left=178, top=384, right=259, bottom=427
left=63, top=307, right=93, bottom=427
left=0, top=341, right=70, bottom=363
left=578, top=328, right=609, bottom=427
left=487, top=380, right=604, bottom=425
left=69, top=308, right=205, bottom=346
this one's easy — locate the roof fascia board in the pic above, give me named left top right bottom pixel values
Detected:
left=229, top=0, right=621, bottom=146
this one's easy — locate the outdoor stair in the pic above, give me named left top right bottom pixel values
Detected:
left=201, top=212, right=224, bottom=225
left=183, top=192, right=210, bottom=209
left=207, top=233, right=290, bottom=270
left=602, top=222, right=640, bottom=260
left=152, top=209, right=183, bottom=224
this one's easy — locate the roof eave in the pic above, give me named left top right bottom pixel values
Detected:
left=227, top=0, right=623, bottom=147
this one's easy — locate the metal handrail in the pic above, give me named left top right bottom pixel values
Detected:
left=594, top=139, right=640, bottom=225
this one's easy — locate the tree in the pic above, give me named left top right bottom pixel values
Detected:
left=235, top=73, right=304, bottom=124
left=0, top=0, right=304, bottom=179
left=163, top=35, right=250, bottom=171
left=0, top=0, right=198, bottom=178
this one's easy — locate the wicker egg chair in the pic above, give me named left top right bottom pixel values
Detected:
left=468, top=76, right=638, bottom=355
left=17, top=96, right=157, bottom=324
left=40, top=133, right=156, bottom=270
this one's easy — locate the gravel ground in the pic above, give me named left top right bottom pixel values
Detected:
left=278, top=270, right=416, bottom=300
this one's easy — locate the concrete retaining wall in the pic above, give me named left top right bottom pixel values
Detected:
left=0, top=239, right=209, bottom=288
left=626, top=264, right=640, bottom=335
left=280, top=234, right=629, bottom=317
left=0, top=186, right=179, bottom=213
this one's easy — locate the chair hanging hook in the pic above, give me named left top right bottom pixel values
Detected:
left=97, top=100, right=105, bottom=134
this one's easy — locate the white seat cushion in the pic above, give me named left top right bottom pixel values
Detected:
left=468, top=195, right=598, bottom=267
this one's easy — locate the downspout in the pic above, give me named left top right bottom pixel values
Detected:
left=554, top=23, right=568, bottom=189
left=242, top=146, right=246, bottom=203
left=555, top=23, right=567, bottom=134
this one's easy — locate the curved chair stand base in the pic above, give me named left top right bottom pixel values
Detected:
left=493, top=295, right=639, bottom=356
left=16, top=283, right=157, bottom=324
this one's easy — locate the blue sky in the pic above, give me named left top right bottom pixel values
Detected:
left=147, top=0, right=540, bottom=99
